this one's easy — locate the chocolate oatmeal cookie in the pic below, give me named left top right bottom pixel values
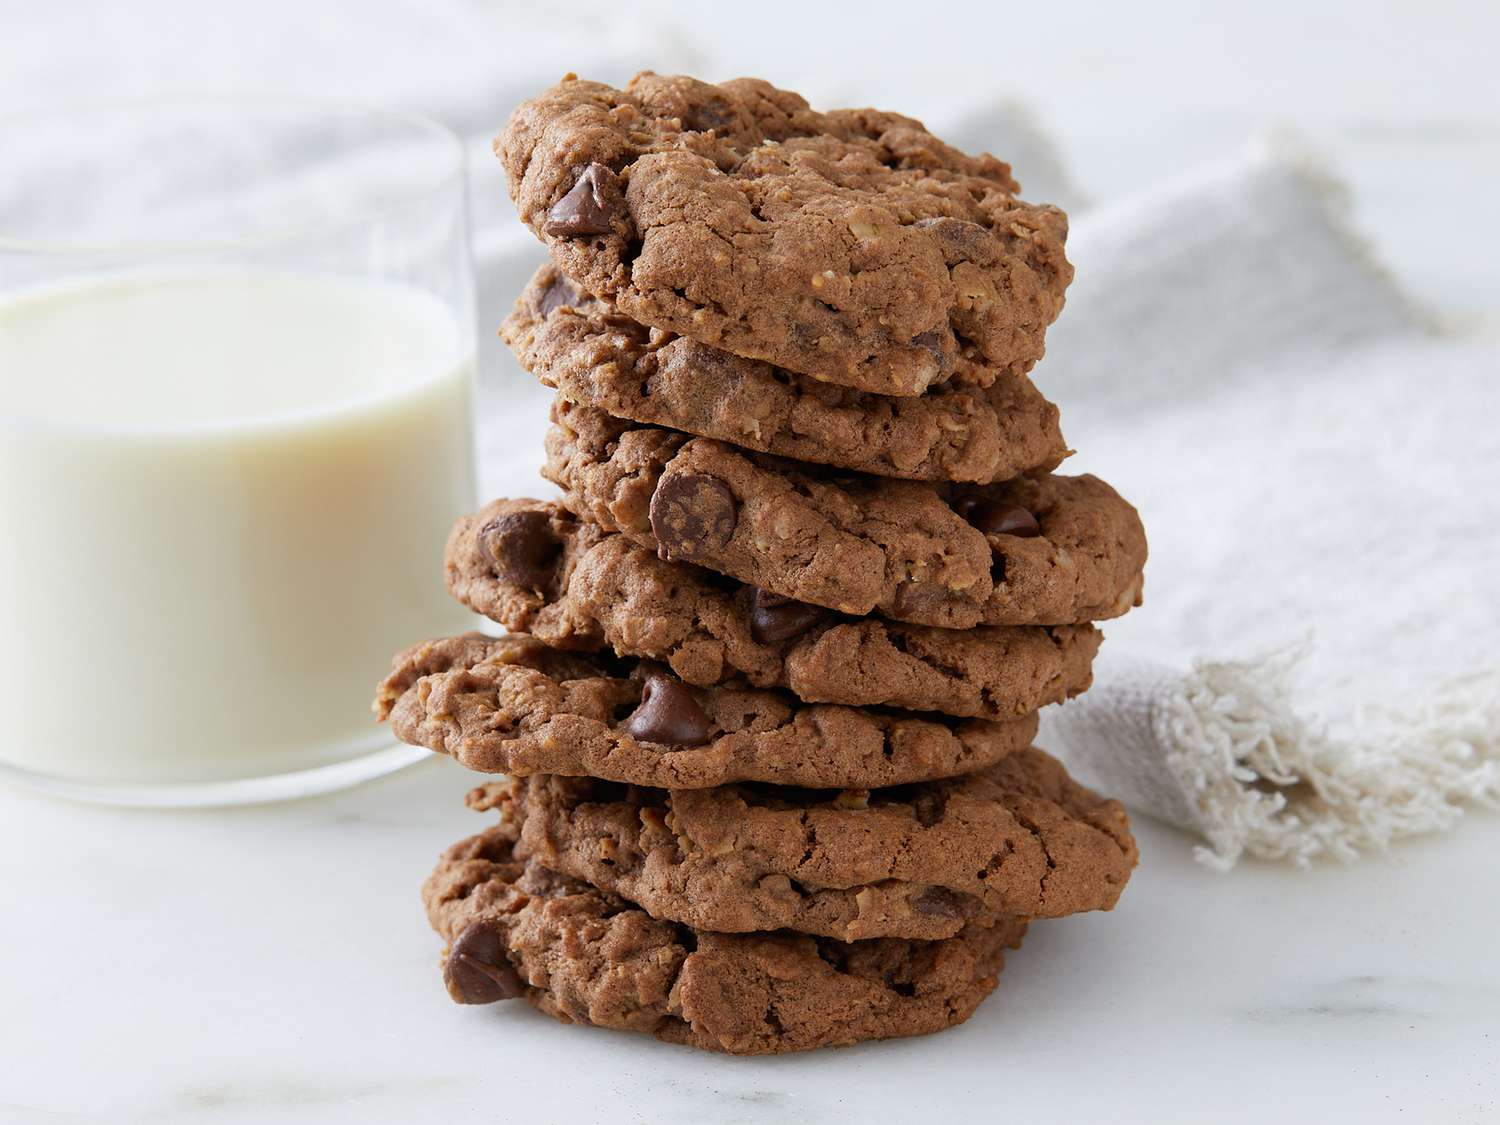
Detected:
left=376, top=633, right=1037, bottom=790
left=446, top=498, right=1101, bottom=719
left=424, top=821, right=1028, bottom=1053
left=476, top=744, right=1136, bottom=941
left=502, top=263, right=1068, bottom=482
left=544, top=401, right=1147, bottom=628
left=497, top=73, right=1071, bottom=396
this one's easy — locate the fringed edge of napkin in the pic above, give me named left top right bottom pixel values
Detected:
left=1158, top=646, right=1500, bottom=870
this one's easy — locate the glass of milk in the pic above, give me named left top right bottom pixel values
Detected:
left=0, top=98, right=478, bottom=804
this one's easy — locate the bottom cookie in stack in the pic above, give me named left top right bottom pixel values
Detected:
left=425, top=816, right=1029, bottom=1055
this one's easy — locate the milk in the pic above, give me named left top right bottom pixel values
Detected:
left=0, top=271, right=476, bottom=783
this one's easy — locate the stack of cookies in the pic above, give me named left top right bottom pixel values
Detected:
left=375, top=73, right=1148, bottom=1055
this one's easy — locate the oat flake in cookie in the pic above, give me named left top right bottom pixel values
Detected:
left=424, top=820, right=1028, bottom=1054
left=473, top=744, right=1137, bottom=942
left=503, top=263, right=1069, bottom=483
left=445, top=498, right=1102, bottom=719
left=497, top=73, right=1072, bottom=396
left=375, top=632, right=1038, bottom=790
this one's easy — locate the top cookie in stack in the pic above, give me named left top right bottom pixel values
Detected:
left=377, top=72, right=1147, bottom=1055
left=498, top=72, right=1072, bottom=397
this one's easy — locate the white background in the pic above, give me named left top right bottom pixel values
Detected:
left=1, top=2, right=1497, bottom=1122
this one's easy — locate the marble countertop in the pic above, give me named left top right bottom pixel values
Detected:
left=3, top=2, right=1498, bottom=1122
left=2, top=759, right=1496, bottom=1124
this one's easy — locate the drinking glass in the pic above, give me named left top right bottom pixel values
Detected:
left=0, top=97, right=478, bottom=805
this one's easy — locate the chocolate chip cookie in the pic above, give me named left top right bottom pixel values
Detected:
left=496, top=73, right=1071, bottom=396
left=377, top=633, right=1037, bottom=790
left=503, top=263, right=1068, bottom=482
left=447, top=498, right=1101, bottom=719
left=475, top=744, right=1136, bottom=941
left=544, top=401, right=1147, bottom=628
left=424, top=820, right=1028, bottom=1053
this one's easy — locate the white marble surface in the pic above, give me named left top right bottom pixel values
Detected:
left=3, top=1, right=1498, bottom=1122
left=2, top=760, right=1497, bottom=1124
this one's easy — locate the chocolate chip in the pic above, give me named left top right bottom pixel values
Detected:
left=543, top=163, right=618, bottom=238
left=913, top=215, right=992, bottom=262
left=649, top=471, right=737, bottom=560
left=623, top=673, right=713, bottom=746
left=443, top=920, right=524, bottom=1004
left=956, top=498, right=1041, bottom=538
left=681, top=99, right=734, bottom=133
left=912, top=329, right=946, bottom=369
left=536, top=274, right=578, bottom=317
left=479, top=510, right=561, bottom=590
left=912, top=886, right=967, bottom=919
left=749, top=588, right=827, bottom=644
left=911, top=790, right=947, bottom=827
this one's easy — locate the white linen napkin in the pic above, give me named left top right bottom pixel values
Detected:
left=1033, top=136, right=1499, bottom=867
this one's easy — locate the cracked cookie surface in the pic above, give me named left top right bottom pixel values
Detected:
left=424, top=820, right=1027, bottom=1053
left=497, top=73, right=1071, bottom=396
left=446, top=498, right=1101, bottom=718
left=503, top=262, right=1068, bottom=482
left=544, top=400, right=1147, bottom=628
left=376, top=633, right=1037, bottom=789
left=472, top=745, right=1136, bottom=941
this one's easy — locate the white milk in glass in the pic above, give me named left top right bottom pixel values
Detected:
left=0, top=271, right=476, bottom=782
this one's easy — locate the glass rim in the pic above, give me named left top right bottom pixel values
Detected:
left=0, top=92, right=467, bottom=256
